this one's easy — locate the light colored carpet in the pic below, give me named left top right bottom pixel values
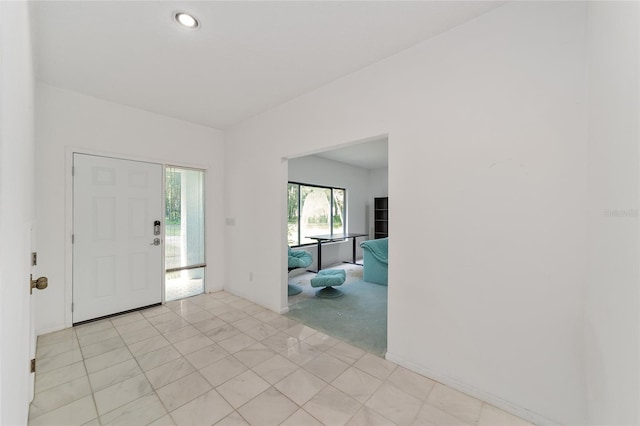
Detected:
left=286, top=264, right=387, bottom=356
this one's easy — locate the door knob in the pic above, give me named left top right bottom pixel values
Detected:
left=150, top=238, right=161, bottom=246
left=30, top=274, right=48, bottom=294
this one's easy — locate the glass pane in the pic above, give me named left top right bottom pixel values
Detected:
left=165, top=167, right=205, bottom=269
left=165, top=168, right=182, bottom=269
left=165, top=166, right=205, bottom=300
left=287, top=183, right=299, bottom=246
left=333, top=189, right=345, bottom=235
left=165, top=267, right=205, bottom=302
left=300, top=185, right=331, bottom=244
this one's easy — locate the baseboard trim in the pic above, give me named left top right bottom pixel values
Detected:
left=384, top=351, right=559, bottom=426
left=222, top=286, right=284, bottom=315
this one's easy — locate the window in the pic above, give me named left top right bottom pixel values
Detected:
left=287, top=182, right=346, bottom=246
left=165, top=166, right=206, bottom=302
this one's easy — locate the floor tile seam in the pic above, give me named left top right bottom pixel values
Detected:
left=128, top=335, right=175, bottom=358
left=35, top=331, right=76, bottom=349
left=149, top=373, right=212, bottom=418
left=412, top=375, right=484, bottom=423
left=214, top=327, right=258, bottom=353
left=109, top=314, right=162, bottom=347
left=141, top=308, right=222, bottom=367
left=437, top=398, right=483, bottom=426
left=191, top=317, right=233, bottom=335
left=84, top=329, right=152, bottom=396
left=476, top=402, right=535, bottom=426
left=112, top=322, right=157, bottom=342
left=332, top=365, right=385, bottom=404
left=179, top=313, right=213, bottom=325
left=114, top=317, right=153, bottom=339
left=78, top=326, right=121, bottom=348
left=109, top=310, right=146, bottom=326
left=134, top=329, right=201, bottom=374
left=162, top=326, right=206, bottom=345
left=233, top=384, right=312, bottom=424
left=85, top=357, right=143, bottom=394
left=299, top=358, right=349, bottom=384
left=301, top=340, right=343, bottom=359
left=139, top=306, right=169, bottom=320
left=143, top=351, right=203, bottom=391
left=382, top=376, right=431, bottom=402
left=196, top=353, right=250, bottom=389
left=79, top=337, right=128, bottom=361
left=351, top=360, right=397, bottom=384
left=33, top=339, right=71, bottom=354
left=356, top=395, right=408, bottom=426
left=91, top=370, right=150, bottom=406
left=277, top=406, right=324, bottom=426
left=414, top=398, right=478, bottom=426
left=253, top=359, right=330, bottom=398
left=231, top=408, right=252, bottom=425
left=33, top=371, right=86, bottom=396
left=29, top=368, right=95, bottom=423
left=29, top=371, right=95, bottom=419
left=277, top=372, right=332, bottom=407
left=35, top=335, right=81, bottom=355
left=359, top=381, right=425, bottom=426
left=32, top=336, right=83, bottom=386
left=74, top=321, right=115, bottom=338
left=97, top=389, right=164, bottom=426
left=302, top=382, right=364, bottom=425
left=474, top=402, right=500, bottom=426
left=244, top=354, right=288, bottom=381
left=417, top=374, right=438, bottom=402
left=28, top=394, right=100, bottom=426
left=159, top=372, right=236, bottom=417
left=180, top=307, right=234, bottom=330
left=34, top=335, right=83, bottom=360
left=79, top=352, right=103, bottom=426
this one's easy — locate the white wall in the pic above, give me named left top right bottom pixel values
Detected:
left=225, top=2, right=588, bottom=424
left=585, top=2, right=640, bottom=425
left=288, top=155, right=370, bottom=269
left=35, top=84, right=225, bottom=334
left=0, top=1, right=35, bottom=424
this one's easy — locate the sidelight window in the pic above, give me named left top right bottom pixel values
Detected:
left=165, top=166, right=206, bottom=302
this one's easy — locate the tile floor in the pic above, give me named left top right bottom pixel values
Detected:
left=165, top=276, right=204, bottom=302
left=29, top=291, right=534, bottom=426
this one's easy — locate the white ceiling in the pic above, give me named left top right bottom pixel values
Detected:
left=31, top=1, right=503, bottom=130
left=314, top=137, right=388, bottom=170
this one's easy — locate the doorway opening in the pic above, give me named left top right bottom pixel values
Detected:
left=164, top=166, right=206, bottom=302
left=284, top=136, right=389, bottom=355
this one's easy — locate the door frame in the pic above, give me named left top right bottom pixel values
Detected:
left=63, top=147, right=208, bottom=327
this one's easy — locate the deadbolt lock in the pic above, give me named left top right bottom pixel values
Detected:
left=30, top=274, right=48, bottom=294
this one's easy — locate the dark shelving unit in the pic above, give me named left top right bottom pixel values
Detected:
left=374, top=197, right=388, bottom=239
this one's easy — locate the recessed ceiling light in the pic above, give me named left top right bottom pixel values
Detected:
left=174, top=12, right=199, bottom=30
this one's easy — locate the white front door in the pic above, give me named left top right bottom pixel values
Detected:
left=73, top=154, right=163, bottom=323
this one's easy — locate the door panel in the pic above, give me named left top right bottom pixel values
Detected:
left=73, top=154, right=163, bottom=323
